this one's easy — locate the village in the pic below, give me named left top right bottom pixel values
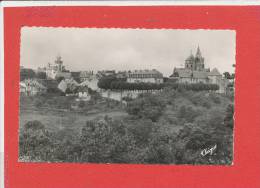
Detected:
left=19, top=46, right=235, bottom=164
left=20, top=47, right=234, bottom=103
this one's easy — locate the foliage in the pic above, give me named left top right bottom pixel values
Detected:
left=97, top=75, right=117, bottom=90
left=165, top=82, right=219, bottom=91
left=20, top=68, right=36, bottom=81
left=127, top=119, right=154, bottom=145
left=98, top=76, right=219, bottom=92
left=20, top=88, right=234, bottom=165
left=126, top=94, right=166, bottom=122
left=78, top=100, right=85, bottom=108
left=36, top=72, right=47, bottom=79
left=19, top=121, right=55, bottom=161
left=98, top=79, right=164, bottom=91
left=224, top=104, right=234, bottom=129
left=79, top=117, right=136, bottom=163
left=144, top=133, right=176, bottom=164
left=223, top=72, right=231, bottom=79
left=177, top=105, right=201, bottom=123
left=56, top=76, right=65, bottom=83
left=33, top=98, right=46, bottom=108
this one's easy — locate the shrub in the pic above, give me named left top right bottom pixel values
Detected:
left=33, top=98, right=45, bottom=108
left=126, top=94, right=166, bottom=122
left=128, top=119, right=154, bottom=145
left=23, top=120, right=45, bottom=131
left=209, top=94, right=221, bottom=104
left=78, top=100, right=85, bottom=108
left=19, top=121, right=54, bottom=161
left=177, top=105, right=200, bottom=123
left=80, top=117, right=136, bottom=163
left=224, top=104, right=234, bottom=129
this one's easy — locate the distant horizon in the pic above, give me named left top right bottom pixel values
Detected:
left=21, top=27, right=236, bottom=77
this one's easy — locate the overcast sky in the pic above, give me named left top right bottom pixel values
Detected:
left=21, top=27, right=235, bottom=77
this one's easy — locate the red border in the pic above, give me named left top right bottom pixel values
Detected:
left=4, top=6, right=260, bottom=188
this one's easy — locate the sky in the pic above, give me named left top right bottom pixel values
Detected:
left=20, top=27, right=236, bottom=77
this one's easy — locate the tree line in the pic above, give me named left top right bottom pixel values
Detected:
left=98, top=76, right=219, bottom=91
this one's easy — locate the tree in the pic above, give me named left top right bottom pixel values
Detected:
left=56, top=76, right=65, bottom=83
left=19, top=121, right=54, bottom=161
left=223, top=72, right=231, bottom=79
left=128, top=119, right=154, bottom=145
left=224, top=104, right=234, bottom=128
left=80, top=117, right=135, bottom=163
left=177, top=105, right=200, bottom=123
left=90, top=91, right=102, bottom=104
left=20, top=68, right=36, bottom=81
left=126, top=94, right=166, bottom=122
left=36, top=72, right=47, bottom=79
left=78, top=100, right=85, bottom=108
left=97, top=75, right=117, bottom=90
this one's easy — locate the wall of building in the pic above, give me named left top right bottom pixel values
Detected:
left=127, top=77, right=163, bottom=83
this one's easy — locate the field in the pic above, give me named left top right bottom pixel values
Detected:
left=20, top=107, right=127, bottom=133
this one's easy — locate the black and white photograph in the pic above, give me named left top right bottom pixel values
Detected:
left=19, top=27, right=235, bottom=165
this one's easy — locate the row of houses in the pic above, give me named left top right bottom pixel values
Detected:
left=20, top=76, right=100, bottom=100
left=21, top=47, right=234, bottom=95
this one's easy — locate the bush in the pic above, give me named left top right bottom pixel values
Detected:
left=78, top=100, right=85, bottom=108
left=19, top=121, right=54, bottom=161
left=189, top=93, right=211, bottom=109
left=126, top=94, right=166, bottom=122
left=33, top=98, right=45, bottom=108
left=209, top=94, right=221, bottom=104
left=224, top=104, right=234, bottom=129
left=23, top=120, right=45, bottom=131
left=177, top=105, right=200, bottom=123
left=128, top=119, right=154, bottom=145
left=174, top=121, right=233, bottom=165
left=165, top=83, right=219, bottom=91
left=80, top=117, right=136, bottom=163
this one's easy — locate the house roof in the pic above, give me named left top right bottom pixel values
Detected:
left=77, top=85, right=89, bottom=92
left=170, top=68, right=191, bottom=78
left=63, top=78, right=79, bottom=86
left=170, top=68, right=209, bottom=79
left=186, top=54, right=195, bottom=61
left=80, top=78, right=99, bottom=91
left=208, top=68, right=221, bottom=76
left=79, top=71, right=93, bottom=78
left=22, top=79, right=47, bottom=89
left=55, top=72, right=71, bottom=79
left=192, top=71, right=208, bottom=79
left=127, top=69, right=163, bottom=78
left=71, top=71, right=80, bottom=78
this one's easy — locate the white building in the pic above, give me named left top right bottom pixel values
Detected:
left=46, top=55, right=71, bottom=80
left=170, top=47, right=229, bottom=93
left=80, top=76, right=99, bottom=91
left=58, top=78, right=79, bottom=93
left=20, top=79, right=47, bottom=96
left=127, top=69, right=163, bottom=84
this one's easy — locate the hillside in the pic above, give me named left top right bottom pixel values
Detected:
left=19, top=88, right=234, bottom=164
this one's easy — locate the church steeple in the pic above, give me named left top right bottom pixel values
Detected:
left=196, top=45, right=202, bottom=58
left=184, top=46, right=205, bottom=71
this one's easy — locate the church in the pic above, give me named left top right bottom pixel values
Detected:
left=46, top=55, right=71, bottom=80
left=170, top=46, right=228, bottom=93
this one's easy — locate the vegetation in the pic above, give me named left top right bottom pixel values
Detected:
left=19, top=88, right=234, bottom=164
left=98, top=76, right=219, bottom=92
left=98, top=76, right=164, bottom=91
left=164, top=82, right=219, bottom=91
left=126, top=94, right=166, bottom=122
left=20, top=68, right=47, bottom=81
